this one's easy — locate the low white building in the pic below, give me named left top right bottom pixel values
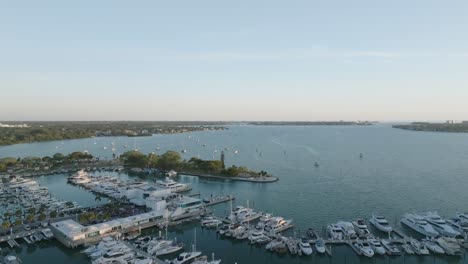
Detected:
left=51, top=210, right=165, bottom=248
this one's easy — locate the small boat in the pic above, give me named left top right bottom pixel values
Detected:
left=409, top=238, right=430, bottom=255
left=315, top=238, right=326, bottom=254
left=368, top=238, right=386, bottom=255
left=3, top=255, right=22, bottom=264
left=353, top=240, right=374, bottom=257
left=401, top=243, right=415, bottom=255
left=436, top=237, right=462, bottom=256
left=167, top=251, right=202, bottom=264
left=286, top=238, right=299, bottom=255
left=381, top=239, right=401, bottom=255
left=314, top=162, right=319, bottom=167
left=422, top=239, right=445, bottom=254
left=265, top=236, right=286, bottom=251
left=201, top=217, right=222, bottom=229
left=306, top=227, right=319, bottom=240
left=369, top=214, right=392, bottom=233
left=298, top=237, right=313, bottom=255
left=327, top=224, right=344, bottom=240
left=352, top=219, right=372, bottom=237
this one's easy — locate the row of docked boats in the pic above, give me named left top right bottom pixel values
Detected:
left=81, top=236, right=222, bottom=264
left=82, top=237, right=154, bottom=264
left=68, top=170, right=191, bottom=199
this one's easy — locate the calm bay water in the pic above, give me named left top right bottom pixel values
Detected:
left=1, top=124, right=468, bottom=263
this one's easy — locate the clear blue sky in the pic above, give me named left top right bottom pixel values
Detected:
left=1, top=1, right=467, bottom=121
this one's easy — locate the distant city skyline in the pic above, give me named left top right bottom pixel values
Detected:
left=1, top=1, right=467, bottom=121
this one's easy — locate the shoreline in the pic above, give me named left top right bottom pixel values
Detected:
left=179, top=171, right=279, bottom=183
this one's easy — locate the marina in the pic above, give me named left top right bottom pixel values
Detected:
left=2, top=125, right=468, bottom=263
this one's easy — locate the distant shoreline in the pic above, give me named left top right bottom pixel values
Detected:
left=393, top=122, right=468, bottom=133
left=247, top=121, right=374, bottom=126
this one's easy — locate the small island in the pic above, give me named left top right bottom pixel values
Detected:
left=393, top=121, right=468, bottom=133
left=120, top=150, right=278, bottom=182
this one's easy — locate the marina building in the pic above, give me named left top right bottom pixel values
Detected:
left=51, top=211, right=165, bottom=248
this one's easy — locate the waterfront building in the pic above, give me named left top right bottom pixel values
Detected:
left=51, top=210, right=165, bottom=248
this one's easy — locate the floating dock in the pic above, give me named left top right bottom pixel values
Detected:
left=7, top=239, right=19, bottom=248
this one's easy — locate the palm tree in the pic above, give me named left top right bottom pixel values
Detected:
left=38, top=213, right=46, bottom=221
left=2, top=220, right=10, bottom=229
left=26, top=214, right=35, bottom=223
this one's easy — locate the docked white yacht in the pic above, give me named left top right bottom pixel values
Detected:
left=400, top=213, right=439, bottom=237
left=168, top=251, right=202, bottom=264
left=327, top=224, right=344, bottom=240
left=336, top=221, right=357, bottom=239
left=353, top=240, right=374, bottom=257
left=422, top=212, right=461, bottom=238
left=3, top=256, right=22, bottom=264
left=248, top=229, right=271, bottom=244
left=381, top=239, right=401, bottom=255
left=156, top=178, right=191, bottom=193
left=352, top=219, right=372, bottom=237
left=436, top=237, right=462, bottom=256
left=314, top=238, right=326, bottom=254
left=368, top=238, right=386, bottom=255
left=298, top=237, right=313, bottom=255
left=422, top=239, right=445, bottom=254
left=263, top=217, right=293, bottom=234
left=369, top=214, right=392, bottom=233
left=409, top=238, right=430, bottom=255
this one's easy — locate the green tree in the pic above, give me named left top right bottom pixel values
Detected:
left=14, top=219, right=22, bottom=226
left=15, top=209, right=22, bottom=217
left=38, top=213, right=47, bottom=221
left=49, top=211, right=57, bottom=218
left=1, top=221, right=10, bottom=229
left=158, top=151, right=182, bottom=170
left=147, top=153, right=159, bottom=168
left=79, top=213, right=88, bottom=223
left=26, top=214, right=35, bottom=223
left=27, top=207, right=36, bottom=215
left=53, top=153, right=65, bottom=161
left=120, top=151, right=148, bottom=168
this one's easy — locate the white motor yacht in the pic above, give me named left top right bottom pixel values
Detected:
left=156, top=178, right=191, bottom=193
left=327, top=224, right=344, bottom=240
left=422, top=212, right=461, bottom=238
left=352, top=219, right=372, bottom=237
left=401, top=243, right=415, bottom=254
left=369, top=214, right=392, bottom=233
left=401, top=213, right=439, bottom=237
left=368, top=238, right=386, bottom=255
left=409, top=238, right=430, bottom=255
left=436, top=237, right=462, bottom=256
left=263, top=217, right=293, bottom=234
left=298, top=237, right=313, bottom=255
left=422, top=239, right=445, bottom=254
left=337, top=221, right=357, bottom=239
left=314, top=238, right=326, bottom=254
left=3, top=255, right=22, bottom=264
left=93, top=252, right=135, bottom=264
left=353, top=240, right=374, bottom=257
left=168, top=251, right=202, bottom=264
left=265, top=236, right=286, bottom=251
left=248, top=229, right=271, bottom=244
left=381, top=239, right=401, bottom=255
